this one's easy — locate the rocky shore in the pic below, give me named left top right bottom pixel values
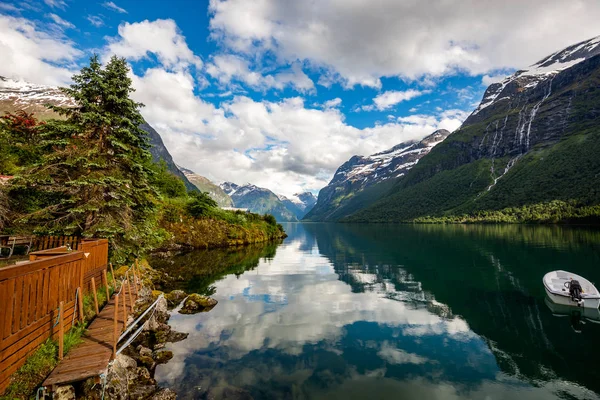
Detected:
left=54, top=263, right=218, bottom=400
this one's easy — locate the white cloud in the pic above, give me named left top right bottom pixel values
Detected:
left=133, top=72, right=466, bottom=195
left=208, top=0, right=600, bottom=87
left=206, top=54, right=314, bottom=92
left=323, top=98, right=342, bottom=108
left=47, top=13, right=74, bottom=29
left=102, top=1, right=127, bottom=13
left=43, top=0, right=67, bottom=10
left=105, top=19, right=202, bottom=70
left=364, top=89, right=426, bottom=111
left=87, top=15, right=104, bottom=27
left=0, top=3, right=21, bottom=12
left=482, top=73, right=509, bottom=86
left=0, top=14, right=81, bottom=85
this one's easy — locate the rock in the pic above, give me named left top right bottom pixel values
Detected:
left=54, top=385, right=76, bottom=400
left=105, top=354, right=138, bottom=398
left=138, top=345, right=153, bottom=358
left=136, top=367, right=156, bottom=385
left=179, top=293, right=218, bottom=314
left=165, top=289, right=187, bottom=308
left=151, top=388, right=177, bottom=400
left=154, top=350, right=173, bottom=364
left=165, top=330, right=188, bottom=343
left=129, top=384, right=158, bottom=400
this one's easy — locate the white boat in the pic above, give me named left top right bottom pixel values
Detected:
left=543, top=270, right=600, bottom=309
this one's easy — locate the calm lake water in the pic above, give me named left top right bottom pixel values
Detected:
left=153, top=223, right=600, bottom=400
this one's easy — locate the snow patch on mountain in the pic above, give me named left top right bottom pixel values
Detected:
left=473, top=35, right=600, bottom=116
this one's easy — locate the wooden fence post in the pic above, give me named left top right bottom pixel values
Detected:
left=58, top=301, right=64, bottom=360
left=131, top=266, right=138, bottom=295
left=102, top=269, right=110, bottom=300
left=78, top=286, right=84, bottom=323
left=109, top=263, right=116, bottom=288
left=113, top=294, right=119, bottom=359
left=127, top=275, right=134, bottom=312
left=91, top=277, right=99, bottom=315
left=122, top=286, right=128, bottom=328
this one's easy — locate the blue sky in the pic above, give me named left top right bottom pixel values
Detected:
left=1, top=0, right=599, bottom=195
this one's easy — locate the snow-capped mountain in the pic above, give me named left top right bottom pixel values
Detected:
left=0, top=76, right=197, bottom=191
left=470, top=35, right=600, bottom=118
left=304, top=129, right=450, bottom=221
left=179, top=167, right=233, bottom=207
left=278, top=192, right=317, bottom=219
left=0, top=76, right=74, bottom=118
left=219, top=182, right=299, bottom=221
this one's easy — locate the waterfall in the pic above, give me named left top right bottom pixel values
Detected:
left=487, top=155, right=520, bottom=192
left=524, top=78, right=554, bottom=150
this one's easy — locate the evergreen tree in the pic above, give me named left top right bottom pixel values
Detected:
left=13, top=55, right=162, bottom=259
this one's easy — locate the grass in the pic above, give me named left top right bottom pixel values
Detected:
left=0, top=325, right=86, bottom=400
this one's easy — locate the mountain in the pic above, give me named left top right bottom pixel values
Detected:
left=220, top=182, right=299, bottom=221
left=346, top=35, right=600, bottom=222
left=179, top=167, right=233, bottom=207
left=279, top=192, right=317, bottom=219
left=0, top=76, right=196, bottom=191
left=304, top=129, right=450, bottom=221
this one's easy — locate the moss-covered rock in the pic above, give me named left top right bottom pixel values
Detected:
left=179, top=293, right=218, bottom=314
left=153, top=350, right=173, bottom=364
left=165, top=289, right=186, bottom=308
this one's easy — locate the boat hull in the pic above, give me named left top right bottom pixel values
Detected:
left=545, top=287, right=600, bottom=309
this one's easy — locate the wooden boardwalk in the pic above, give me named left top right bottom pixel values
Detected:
left=43, top=285, right=137, bottom=389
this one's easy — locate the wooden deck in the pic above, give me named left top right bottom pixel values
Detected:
left=43, top=285, right=137, bottom=389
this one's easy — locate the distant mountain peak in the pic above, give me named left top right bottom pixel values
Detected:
left=305, top=129, right=451, bottom=221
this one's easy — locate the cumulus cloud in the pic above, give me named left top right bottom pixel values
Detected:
left=363, top=89, right=426, bottom=111
left=0, top=14, right=81, bottom=85
left=482, top=73, right=509, bottom=86
left=206, top=54, right=314, bottom=93
left=105, top=19, right=202, bottom=70
left=323, top=98, right=342, bottom=108
left=102, top=1, right=127, bottom=13
left=208, top=0, right=600, bottom=87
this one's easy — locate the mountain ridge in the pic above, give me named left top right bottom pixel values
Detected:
left=304, top=129, right=450, bottom=221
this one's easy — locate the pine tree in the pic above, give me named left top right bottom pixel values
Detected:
left=13, top=55, right=162, bottom=259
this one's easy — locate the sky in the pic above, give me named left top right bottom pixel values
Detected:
left=1, top=0, right=600, bottom=196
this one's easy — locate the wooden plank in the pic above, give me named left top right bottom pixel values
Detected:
left=1, top=280, right=14, bottom=341
left=12, top=276, right=23, bottom=335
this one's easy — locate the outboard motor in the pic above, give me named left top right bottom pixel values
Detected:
left=569, top=280, right=584, bottom=306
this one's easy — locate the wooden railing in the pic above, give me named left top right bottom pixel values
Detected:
left=32, top=236, right=81, bottom=252
left=0, top=239, right=109, bottom=394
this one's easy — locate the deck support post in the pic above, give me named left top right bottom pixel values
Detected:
left=91, top=277, right=99, bottom=315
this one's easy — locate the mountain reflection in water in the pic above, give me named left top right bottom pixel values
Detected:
left=154, top=223, right=600, bottom=400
